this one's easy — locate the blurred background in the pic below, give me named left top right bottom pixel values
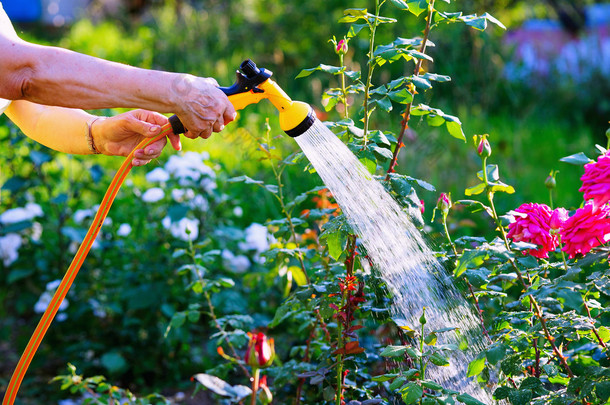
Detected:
left=1, top=0, right=610, bottom=402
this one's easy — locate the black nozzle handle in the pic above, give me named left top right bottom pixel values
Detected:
left=218, top=59, right=272, bottom=96
left=169, top=114, right=186, bottom=135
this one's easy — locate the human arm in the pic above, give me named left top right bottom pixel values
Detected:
left=0, top=28, right=235, bottom=139
left=5, top=100, right=181, bottom=165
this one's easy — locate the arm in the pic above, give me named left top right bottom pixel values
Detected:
left=5, top=100, right=181, bottom=165
left=0, top=30, right=235, bottom=139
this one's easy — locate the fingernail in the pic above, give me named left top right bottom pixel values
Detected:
left=146, top=148, right=157, bottom=156
left=149, top=125, right=160, bottom=133
left=232, top=112, right=237, bottom=120
left=219, top=125, right=225, bottom=131
left=132, top=159, right=140, bottom=166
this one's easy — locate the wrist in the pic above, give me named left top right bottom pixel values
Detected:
left=86, top=116, right=107, bottom=155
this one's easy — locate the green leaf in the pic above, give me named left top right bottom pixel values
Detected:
left=485, top=343, right=507, bottom=366
left=389, top=0, right=409, bottom=10
left=508, top=389, right=533, bottom=405
left=464, top=183, right=486, bottom=196
left=467, top=352, right=486, bottom=377
left=560, top=152, right=594, bottom=165
left=296, top=64, right=344, bottom=78
left=371, top=373, right=399, bottom=382
left=289, top=266, right=308, bottom=286
left=100, top=352, right=128, bottom=374
left=371, top=145, right=394, bottom=160
left=388, top=88, right=413, bottom=104
left=321, top=229, right=347, bottom=261
left=429, top=352, right=450, bottom=367
left=380, top=345, right=408, bottom=357
left=405, top=0, right=428, bottom=17
left=596, top=381, right=610, bottom=402
left=455, top=249, right=487, bottom=277
left=456, top=393, right=486, bottom=405
left=339, top=8, right=370, bottom=23
left=401, top=382, right=424, bottom=403
left=446, top=120, right=465, bottom=141
left=389, top=376, right=407, bottom=391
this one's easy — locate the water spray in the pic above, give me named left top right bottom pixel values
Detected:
left=2, top=59, right=316, bottom=405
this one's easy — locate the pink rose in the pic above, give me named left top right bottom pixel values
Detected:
left=507, top=203, right=557, bottom=258
left=561, top=202, right=610, bottom=259
left=336, top=39, right=348, bottom=55
left=579, top=153, right=610, bottom=209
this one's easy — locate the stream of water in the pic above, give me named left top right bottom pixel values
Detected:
left=295, top=119, right=494, bottom=402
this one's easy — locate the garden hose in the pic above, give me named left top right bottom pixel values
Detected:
left=2, top=59, right=316, bottom=405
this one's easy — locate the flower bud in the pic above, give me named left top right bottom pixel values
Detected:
left=550, top=207, right=569, bottom=231
left=259, top=375, right=273, bottom=404
left=475, top=135, right=491, bottom=158
left=545, top=174, right=556, bottom=190
left=336, top=39, right=348, bottom=55
left=245, top=332, right=275, bottom=369
left=437, top=193, right=451, bottom=215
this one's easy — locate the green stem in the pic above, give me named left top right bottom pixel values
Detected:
left=362, top=0, right=382, bottom=143
left=335, top=291, right=347, bottom=405
left=251, top=368, right=260, bottom=405
left=549, top=188, right=554, bottom=210
left=419, top=316, right=426, bottom=380
left=187, top=240, right=251, bottom=378
left=265, top=126, right=310, bottom=285
left=339, top=53, right=349, bottom=120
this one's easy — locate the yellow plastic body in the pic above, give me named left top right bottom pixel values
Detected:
left=227, top=79, right=312, bottom=133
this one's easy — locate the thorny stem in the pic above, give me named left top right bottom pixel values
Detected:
left=362, top=0, right=382, bottom=143
left=187, top=240, right=251, bottom=378
left=583, top=294, right=608, bottom=349
left=336, top=236, right=357, bottom=405
left=386, top=0, right=435, bottom=178
left=482, top=175, right=574, bottom=377
left=250, top=368, right=260, bottom=405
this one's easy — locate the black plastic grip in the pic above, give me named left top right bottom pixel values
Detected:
left=169, top=114, right=186, bottom=135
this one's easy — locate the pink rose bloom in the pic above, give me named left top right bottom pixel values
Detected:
left=579, top=153, right=610, bottom=209
left=507, top=203, right=557, bottom=258
left=561, top=202, right=610, bottom=258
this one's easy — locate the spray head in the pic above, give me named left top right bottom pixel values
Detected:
left=169, top=59, right=316, bottom=137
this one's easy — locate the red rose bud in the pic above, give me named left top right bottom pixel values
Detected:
left=437, top=193, right=451, bottom=215
left=245, top=332, right=275, bottom=369
left=259, top=375, right=273, bottom=404
left=336, top=39, right=348, bottom=55
left=475, top=135, right=491, bottom=157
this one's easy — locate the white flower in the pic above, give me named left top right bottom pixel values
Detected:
left=240, top=223, right=274, bottom=253
left=117, top=223, right=132, bottom=237
left=88, top=299, right=107, bottom=318
left=30, top=222, right=43, bottom=242
left=190, top=195, right=209, bottom=211
left=0, top=233, right=22, bottom=266
left=171, top=188, right=195, bottom=202
left=46, top=279, right=61, bottom=291
left=221, top=249, right=250, bottom=273
left=165, top=152, right=216, bottom=185
left=0, top=203, right=43, bottom=224
left=146, top=167, right=170, bottom=183
left=34, top=291, right=68, bottom=313
left=74, top=208, right=94, bottom=224
left=233, top=206, right=244, bottom=217
left=141, top=187, right=165, bottom=203
left=165, top=217, right=199, bottom=241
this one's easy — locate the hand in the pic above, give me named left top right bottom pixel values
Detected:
left=172, top=75, right=236, bottom=139
left=92, top=109, right=181, bottom=166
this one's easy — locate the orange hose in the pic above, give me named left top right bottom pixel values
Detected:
left=2, top=123, right=174, bottom=405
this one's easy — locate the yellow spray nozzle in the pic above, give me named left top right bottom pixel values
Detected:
left=169, top=59, right=316, bottom=137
